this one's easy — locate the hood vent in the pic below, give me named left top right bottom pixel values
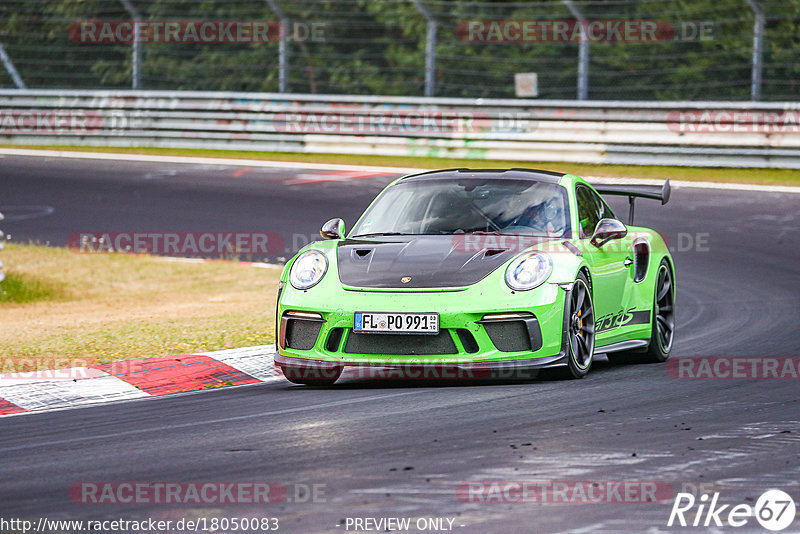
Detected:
left=352, top=248, right=373, bottom=260
left=483, top=248, right=506, bottom=258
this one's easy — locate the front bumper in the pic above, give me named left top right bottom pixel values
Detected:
left=276, top=281, right=570, bottom=372
left=275, top=352, right=567, bottom=376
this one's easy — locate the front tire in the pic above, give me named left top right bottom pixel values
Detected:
left=565, top=272, right=595, bottom=379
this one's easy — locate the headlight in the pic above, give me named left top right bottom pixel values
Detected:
left=505, top=252, right=552, bottom=291
left=289, top=250, right=328, bottom=290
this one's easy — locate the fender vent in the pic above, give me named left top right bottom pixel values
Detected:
left=633, top=241, right=650, bottom=283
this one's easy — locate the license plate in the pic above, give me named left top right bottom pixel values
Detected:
left=354, top=312, right=439, bottom=334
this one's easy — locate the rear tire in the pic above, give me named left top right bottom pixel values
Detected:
left=281, top=365, right=342, bottom=386
left=607, top=259, right=674, bottom=364
left=564, top=272, right=595, bottom=379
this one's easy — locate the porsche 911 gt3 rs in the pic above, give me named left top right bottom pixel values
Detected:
left=275, top=168, right=675, bottom=385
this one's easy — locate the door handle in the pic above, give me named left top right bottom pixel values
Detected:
left=623, top=258, right=633, bottom=266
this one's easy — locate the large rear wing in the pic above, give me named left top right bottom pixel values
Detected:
left=593, top=178, right=671, bottom=225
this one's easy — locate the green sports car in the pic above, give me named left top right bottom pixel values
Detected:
left=275, top=169, right=675, bottom=385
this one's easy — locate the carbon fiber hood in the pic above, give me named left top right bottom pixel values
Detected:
left=336, top=236, right=550, bottom=289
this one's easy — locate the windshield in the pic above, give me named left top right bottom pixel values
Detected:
left=351, top=178, right=571, bottom=238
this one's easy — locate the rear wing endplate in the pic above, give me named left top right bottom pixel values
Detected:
left=593, top=178, right=671, bottom=225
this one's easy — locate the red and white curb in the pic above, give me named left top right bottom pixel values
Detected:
left=0, top=345, right=278, bottom=416
left=286, top=169, right=397, bottom=185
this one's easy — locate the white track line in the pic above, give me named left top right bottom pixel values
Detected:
left=1, top=147, right=797, bottom=194
left=585, top=175, right=800, bottom=194
left=0, top=147, right=423, bottom=174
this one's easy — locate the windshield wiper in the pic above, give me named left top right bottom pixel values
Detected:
left=351, top=232, right=409, bottom=238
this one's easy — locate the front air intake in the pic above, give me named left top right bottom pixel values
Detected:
left=325, top=327, right=344, bottom=352
left=483, top=321, right=531, bottom=352
left=344, top=331, right=458, bottom=355
left=281, top=312, right=324, bottom=350
left=456, top=329, right=480, bottom=353
left=479, top=313, right=543, bottom=353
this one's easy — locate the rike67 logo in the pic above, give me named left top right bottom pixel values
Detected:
left=668, top=489, right=796, bottom=531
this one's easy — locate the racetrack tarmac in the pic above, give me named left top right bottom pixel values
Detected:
left=1, top=154, right=799, bottom=533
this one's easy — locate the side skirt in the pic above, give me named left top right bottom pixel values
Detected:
left=596, top=339, right=650, bottom=354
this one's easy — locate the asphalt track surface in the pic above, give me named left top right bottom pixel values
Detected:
left=1, top=154, right=800, bottom=533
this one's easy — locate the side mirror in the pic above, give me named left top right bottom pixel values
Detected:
left=590, top=218, right=627, bottom=248
left=320, top=218, right=346, bottom=240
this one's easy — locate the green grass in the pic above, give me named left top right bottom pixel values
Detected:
left=0, top=273, right=64, bottom=304
left=4, top=144, right=799, bottom=186
left=0, top=242, right=281, bottom=366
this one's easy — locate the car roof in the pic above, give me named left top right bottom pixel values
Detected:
left=400, top=168, right=567, bottom=184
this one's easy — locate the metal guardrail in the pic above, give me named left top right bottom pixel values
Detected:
left=0, top=211, right=5, bottom=284
left=0, top=90, right=799, bottom=168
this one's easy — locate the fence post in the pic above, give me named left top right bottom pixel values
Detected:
left=563, top=0, right=589, bottom=100
left=265, top=0, right=290, bottom=93
left=0, top=42, right=26, bottom=89
left=745, top=0, right=764, bottom=101
left=119, top=0, right=142, bottom=89
left=409, top=0, right=437, bottom=97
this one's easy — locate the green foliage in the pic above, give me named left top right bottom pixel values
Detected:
left=0, top=0, right=797, bottom=99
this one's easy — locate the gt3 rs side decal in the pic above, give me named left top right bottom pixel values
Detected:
left=595, top=308, right=651, bottom=333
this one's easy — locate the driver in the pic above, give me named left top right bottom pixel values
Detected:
left=516, top=197, right=564, bottom=236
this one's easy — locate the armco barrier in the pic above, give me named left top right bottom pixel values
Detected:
left=0, top=90, right=799, bottom=168
left=0, top=211, right=4, bottom=283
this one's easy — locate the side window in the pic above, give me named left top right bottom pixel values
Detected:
left=598, top=195, right=616, bottom=221
left=576, top=185, right=603, bottom=238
